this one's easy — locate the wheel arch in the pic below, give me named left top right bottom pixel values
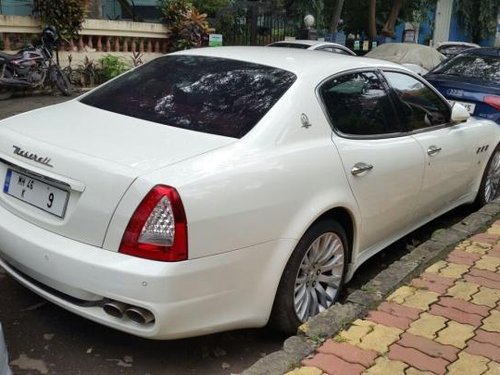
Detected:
left=310, top=206, right=356, bottom=263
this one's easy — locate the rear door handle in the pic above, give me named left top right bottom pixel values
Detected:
left=427, top=145, right=442, bottom=156
left=351, top=162, right=374, bottom=176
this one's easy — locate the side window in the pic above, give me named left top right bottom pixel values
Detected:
left=320, top=71, right=401, bottom=136
left=383, top=72, right=451, bottom=131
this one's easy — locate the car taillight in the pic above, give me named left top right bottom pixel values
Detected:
left=119, top=185, right=187, bottom=261
left=485, top=95, right=500, bottom=110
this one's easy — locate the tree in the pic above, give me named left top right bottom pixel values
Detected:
left=454, top=0, right=500, bottom=43
left=33, top=0, right=90, bottom=41
left=158, top=0, right=213, bottom=51
left=381, top=0, right=404, bottom=37
left=330, top=0, right=344, bottom=33
left=368, top=0, right=376, bottom=39
left=342, top=0, right=437, bottom=39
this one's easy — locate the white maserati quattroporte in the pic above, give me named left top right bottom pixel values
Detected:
left=0, top=47, right=499, bottom=339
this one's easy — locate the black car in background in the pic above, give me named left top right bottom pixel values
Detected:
left=425, top=48, right=500, bottom=124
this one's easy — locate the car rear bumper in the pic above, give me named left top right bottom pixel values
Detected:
left=0, top=204, right=295, bottom=339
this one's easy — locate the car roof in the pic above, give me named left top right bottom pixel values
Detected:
left=462, top=47, right=500, bottom=57
left=437, top=41, right=480, bottom=48
left=171, top=46, right=406, bottom=79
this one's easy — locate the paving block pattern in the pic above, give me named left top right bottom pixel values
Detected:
left=289, top=222, right=500, bottom=375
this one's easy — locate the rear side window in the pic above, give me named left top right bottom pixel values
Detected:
left=80, top=55, right=296, bottom=138
left=320, top=71, right=401, bottom=136
left=383, top=72, right=450, bottom=130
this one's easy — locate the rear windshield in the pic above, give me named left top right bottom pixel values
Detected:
left=80, top=55, right=296, bottom=138
left=433, top=54, right=500, bottom=83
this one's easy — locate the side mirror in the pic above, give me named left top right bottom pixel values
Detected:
left=451, top=103, right=470, bottom=123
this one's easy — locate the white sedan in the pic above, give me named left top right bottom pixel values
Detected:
left=0, top=47, right=498, bottom=340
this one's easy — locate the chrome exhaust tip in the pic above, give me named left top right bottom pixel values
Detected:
left=125, top=306, right=155, bottom=325
left=102, top=301, right=128, bottom=319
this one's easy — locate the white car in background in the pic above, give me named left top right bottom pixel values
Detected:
left=437, top=41, right=480, bottom=58
left=0, top=47, right=499, bottom=340
left=366, top=42, right=447, bottom=74
left=268, top=39, right=356, bottom=55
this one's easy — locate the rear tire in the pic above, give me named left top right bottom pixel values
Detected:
left=0, top=65, right=14, bottom=100
left=270, top=219, right=348, bottom=334
left=0, top=87, right=13, bottom=100
left=475, top=144, right=500, bottom=207
left=50, top=66, right=72, bottom=96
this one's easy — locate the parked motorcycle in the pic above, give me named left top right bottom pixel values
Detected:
left=0, top=26, right=72, bottom=100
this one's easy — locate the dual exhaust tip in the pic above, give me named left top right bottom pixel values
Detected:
left=102, top=301, right=154, bottom=325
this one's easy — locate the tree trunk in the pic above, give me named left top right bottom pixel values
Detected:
left=330, top=0, right=345, bottom=33
left=471, top=0, right=481, bottom=44
left=381, top=0, right=405, bottom=37
left=368, top=0, right=377, bottom=40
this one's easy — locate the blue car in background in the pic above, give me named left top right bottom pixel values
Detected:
left=424, top=47, right=500, bottom=124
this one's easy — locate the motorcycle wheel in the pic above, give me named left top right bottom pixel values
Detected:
left=0, top=87, right=13, bottom=101
left=51, top=66, right=72, bottom=96
left=0, top=66, right=13, bottom=100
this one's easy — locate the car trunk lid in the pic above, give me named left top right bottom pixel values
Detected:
left=0, top=100, right=235, bottom=248
left=425, top=74, right=500, bottom=123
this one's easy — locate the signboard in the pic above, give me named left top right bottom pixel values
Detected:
left=209, top=34, right=223, bottom=47
left=362, top=40, right=369, bottom=51
left=354, top=40, right=360, bottom=50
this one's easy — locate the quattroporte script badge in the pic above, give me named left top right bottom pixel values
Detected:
left=12, top=145, right=53, bottom=168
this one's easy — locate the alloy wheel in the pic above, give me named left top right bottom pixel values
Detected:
left=485, top=149, right=500, bottom=203
left=294, top=232, right=345, bottom=322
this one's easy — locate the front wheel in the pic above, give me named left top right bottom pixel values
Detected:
left=50, top=66, right=72, bottom=96
left=270, top=219, right=348, bottom=334
left=475, top=144, right=500, bottom=206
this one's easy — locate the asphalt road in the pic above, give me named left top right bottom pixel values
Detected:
left=0, top=93, right=474, bottom=375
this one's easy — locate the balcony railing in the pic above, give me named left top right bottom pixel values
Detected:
left=0, top=15, right=170, bottom=54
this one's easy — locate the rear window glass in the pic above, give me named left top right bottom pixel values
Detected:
left=80, top=55, right=296, bottom=138
left=433, top=54, right=500, bottom=82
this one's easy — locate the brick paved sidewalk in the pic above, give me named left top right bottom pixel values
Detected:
left=286, top=222, right=500, bottom=375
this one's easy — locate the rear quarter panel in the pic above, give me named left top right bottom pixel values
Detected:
left=104, top=81, right=359, bottom=262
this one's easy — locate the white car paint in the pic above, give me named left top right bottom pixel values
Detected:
left=0, top=47, right=498, bottom=339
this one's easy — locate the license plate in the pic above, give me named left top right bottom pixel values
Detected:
left=3, top=169, right=69, bottom=218
left=449, top=100, right=476, bottom=114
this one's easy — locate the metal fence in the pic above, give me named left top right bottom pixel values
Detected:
left=215, top=2, right=300, bottom=46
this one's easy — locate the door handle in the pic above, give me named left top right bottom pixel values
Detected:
left=427, top=145, right=442, bottom=156
left=351, top=162, right=374, bottom=176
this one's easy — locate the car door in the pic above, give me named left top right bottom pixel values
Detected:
left=382, top=70, right=474, bottom=219
left=319, top=70, right=425, bottom=255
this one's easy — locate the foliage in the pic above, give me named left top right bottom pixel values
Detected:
left=192, top=0, right=231, bottom=17
left=340, top=0, right=438, bottom=37
left=33, top=0, right=90, bottom=41
left=131, top=51, right=144, bottom=67
left=63, top=54, right=134, bottom=88
left=454, top=0, right=500, bottom=43
left=99, top=55, right=129, bottom=81
left=158, top=0, right=214, bottom=52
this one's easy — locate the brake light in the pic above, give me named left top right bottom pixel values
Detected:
left=119, top=185, right=187, bottom=261
left=485, top=95, right=500, bottom=110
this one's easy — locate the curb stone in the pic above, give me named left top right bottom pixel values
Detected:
left=242, top=200, right=500, bottom=375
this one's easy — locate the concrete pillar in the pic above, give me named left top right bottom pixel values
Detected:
left=433, top=0, right=453, bottom=46
left=495, top=5, right=500, bottom=47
